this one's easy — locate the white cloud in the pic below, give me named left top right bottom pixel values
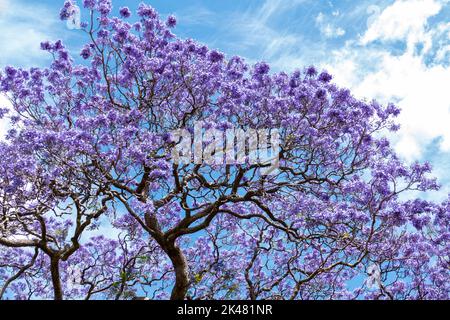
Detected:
left=221, top=0, right=450, bottom=166
left=0, top=0, right=62, bottom=139
left=0, top=0, right=9, bottom=12
left=176, top=6, right=216, bottom=26
left=256, top=0, right=309, bottom=24
left=435, top=44, right=450, bottom=61
left=222, top=0, right=312, bottom=62
left=361, top=0, right=442, bottom=49
left=316, top=12, right=346, bottom=39
left=0, top=0, right=59, bottom=67
left=354, top=52, right=450, bottom=159
left=323, top=0, right=450, bottom=161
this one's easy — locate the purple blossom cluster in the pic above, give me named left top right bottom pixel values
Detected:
left=0, top=1, right=448, bottom=300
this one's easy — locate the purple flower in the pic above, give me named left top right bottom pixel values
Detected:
left=316, top=88, right=326, bottom=99
left=254, top=62, right=270, bottom=75
left=209, top=50, right=224, bottom=63
left=80, top=45, right=91, bottom=59
left=40, top=41, right=52, bottom=51
left=123, top=45, right=141, bottom=58
left=59, top=1, right=75, bottom=21
left=119, top=7, right=131, bottom=18
left=162, top=132, right=172, bottom=143
left=306, top=65, right=317, bottom=77
left=386, top=103, right=401, bottom=117
left=59, top=50, right=70, bottom=61
left=5, top=66, right=17, bottom=78
left=97, top=29, right=110, bottom=38
left=133, top=22, right=142, bottom=32
left=82, top=0, right=96, bottom=9
left=113, top=27, right=129, bottom=43
left=54, top=40, right=64, bottom=50
left=0, top=107, right=9, bottom=119
left=137, top=3, right=157, bottom=18
left=318, top=71, right=332, bottom=83
left=289, top=71, right=301, bottom=88
left=166, top=15, right=177, bottom=28
left=99, top=16, right=109, bottom=26
left=98, top=0, right=112, bottom=16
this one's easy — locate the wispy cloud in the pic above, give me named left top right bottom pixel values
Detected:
left=0, top=0, right=8, bottom=11
left=0, top=0, right=60, bottom=67
left=324, top=0, right=450, bottom=161
left=217, top=0, right=321, bottom=67
left=0, top=0, right=63, bottom=139
left=255, top=0, right=308, bottom=24
left=175, top=6, right=216, bottom=26
left=360, top=0, right=442, bottom=50
left=315, top=12, right=346, bottom=39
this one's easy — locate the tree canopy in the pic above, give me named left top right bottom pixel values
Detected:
left=0, top=0, right=448, bottom=300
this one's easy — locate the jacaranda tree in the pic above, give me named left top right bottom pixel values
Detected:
left=0, top=0, right=448, bottom=300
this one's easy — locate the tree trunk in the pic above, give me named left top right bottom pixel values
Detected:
left=50, top=257, right=63, bottom=300
left=144, top=212, right=189, bottom=300
left=166, top=243, right=189, bottom=300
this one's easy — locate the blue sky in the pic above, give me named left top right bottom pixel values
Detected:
left=0, top=0, right=450, bottom=201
